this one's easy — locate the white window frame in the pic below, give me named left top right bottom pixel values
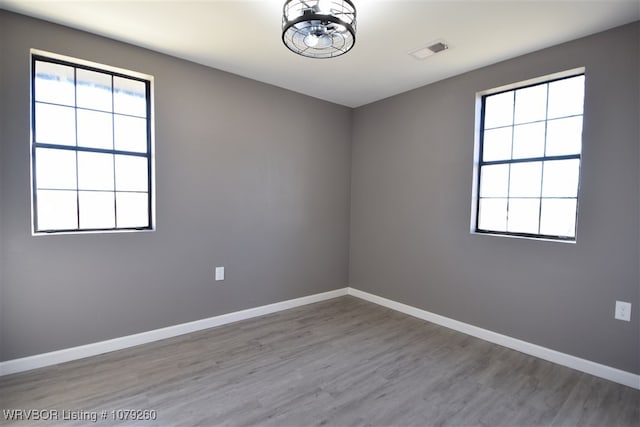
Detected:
left=471, top=68, right=586, bottom=242
left=30, top=49, right=155, bottom=235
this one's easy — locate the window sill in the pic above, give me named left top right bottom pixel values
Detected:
left=471, top=230, right=576, bottom=244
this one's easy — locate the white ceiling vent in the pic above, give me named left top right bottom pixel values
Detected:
left=409, top=41, right=449, bottom=60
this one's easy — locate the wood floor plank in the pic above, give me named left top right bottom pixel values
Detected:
left=1, top=296, right=638, bottom=426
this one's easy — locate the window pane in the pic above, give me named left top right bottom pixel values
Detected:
left=478, top=198, right=507, bottom=232
left=116, top=192, right=149, bottom=228
left=36, top=190, right=78, bottom=231
left=546, top=116, right=583, bottom=156
left=76, top=69, right=112, bottom=112
left=34, top=61, right=75, bottom=106
left=540, top=199, right=577, bottom=237
left=542, top=159, right=580, bottom=197
left=509, top=162, right=542, bottom=198
left=114, top=77, right=147, bottom=117
left=484, top=91, right=513, bottom=129
left=77, top=152, right=114, bottom=191
left=77, top=109, right=113, bottom=150
left=480, top=164, right=509, bottom=197
left=35, top=103, right=76, bottom=146
left=507, top=198, right=540, bottom=234
left=79, top=191, right=115, bottom=229
left=114, top=115, right=147, bottom=153
left=115, top=155, right=148, bottom=192
left=547, top=75, right=585, bottom=119
left=514, top=84, right=547, bottom=124
left=512, top=122, right=545, bottom=159
left=482, top=127, right=512, bottom=161
left=35, top=148, right=77, bottom=189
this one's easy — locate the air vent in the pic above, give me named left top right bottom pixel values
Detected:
left=409, top=40, right=449, bottom=60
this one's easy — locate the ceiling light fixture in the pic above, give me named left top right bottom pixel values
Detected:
left=282, top=0, right=357, bottom=59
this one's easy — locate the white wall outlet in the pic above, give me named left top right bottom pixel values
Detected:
left=614, top=301, right=631, bottom=321
left=215, top=267, right=225, bottom=281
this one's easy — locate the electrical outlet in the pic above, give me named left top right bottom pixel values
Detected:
left=614, top=301, right=631, bottom=322
left=215, top=267, right=225, bottom=281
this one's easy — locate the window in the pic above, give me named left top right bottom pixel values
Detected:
left=31, top=52, right=154, bottom=233
left=474, top=72, right=585, bottom=241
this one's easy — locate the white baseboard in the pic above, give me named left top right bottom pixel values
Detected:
left=347, top=287, right=640, bottom=390
left=0, top=288, right=348, bottom=377
left=2, top=286, right=638, bottom=390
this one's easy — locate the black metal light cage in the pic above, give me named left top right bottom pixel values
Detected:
left=282, top=0, right=357, bottom=59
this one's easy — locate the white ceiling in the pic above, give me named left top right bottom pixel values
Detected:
left=1, top=0, right=638, bottom=107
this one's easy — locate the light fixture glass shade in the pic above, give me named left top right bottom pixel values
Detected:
left=282, top=0, right=356, bottom=59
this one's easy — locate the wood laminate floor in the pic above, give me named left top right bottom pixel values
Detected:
left=1, top=296, right=638, bottom=426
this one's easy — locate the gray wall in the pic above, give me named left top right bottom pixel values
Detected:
left=1, top=9, right=638, bottom=376
left=0, top=11, right=352, bottom=361
left=350, top=22, right=639, bottom=374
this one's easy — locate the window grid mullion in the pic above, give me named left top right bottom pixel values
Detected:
left=34, top=100, right=145, bottom=120
left=537, top=82, right=551, bottom=235
left=33, top=142, right=149, bottom=158
left=483, top=112, right=583, bottom=132
left=480, top=154, right=581, bottom=167
left=74, top=66, right=81, bottom=230
left=111, top=74, right=118, bottom=229
left=505, top=90, right=516, bottom=231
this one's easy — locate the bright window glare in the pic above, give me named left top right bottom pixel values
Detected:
left=507, top=199, right=540, bottom=234
left=79, top=191, right=116, bottom=229
left=548, top=75, right=585, bottom=118
left=542, top=160, right=580, bottom=198
left=479, top=199, right=507, bottom=232
left=77, top=152, right=114, bottom=191
left=77, top=109, right=113, bottom=150
left=35, top=148, right=77, bottom=189
left=76, top=69, right=112, bottom=112
left=36, top=190, right=78, bottom=230
left=480, top=164, right=509, bottom=198
left=509, top=162, right=542, bottom=198
left=116, top=192, right=149, bottom=228
left=484, top=91, right=513, bottom=129
left=114, top=76, right=147, bottom=117
left=35, top=103, right=76, bottom=146
left=514, top=84, right=547, bottom=124
left=35, top=61, right=75, bottom=106
left=114, top=115, right=147, bottom=153
left=512, top=122, right=545, bottom=159
left=546, top=117, right=583, bottom=156
left=32, top=54, right=152, bottom=233
left=483, top=127, right=512, bottom=161
left=115, top=155, right=148, bottom=192
left=476, top=73, right=584, bottom=240
left=540, top=199, right=577, bottom=237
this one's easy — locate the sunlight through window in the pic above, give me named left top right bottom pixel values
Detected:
left=475, top=73, right=585, bottom=241
left=31, top=53, right=154, bottom=233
